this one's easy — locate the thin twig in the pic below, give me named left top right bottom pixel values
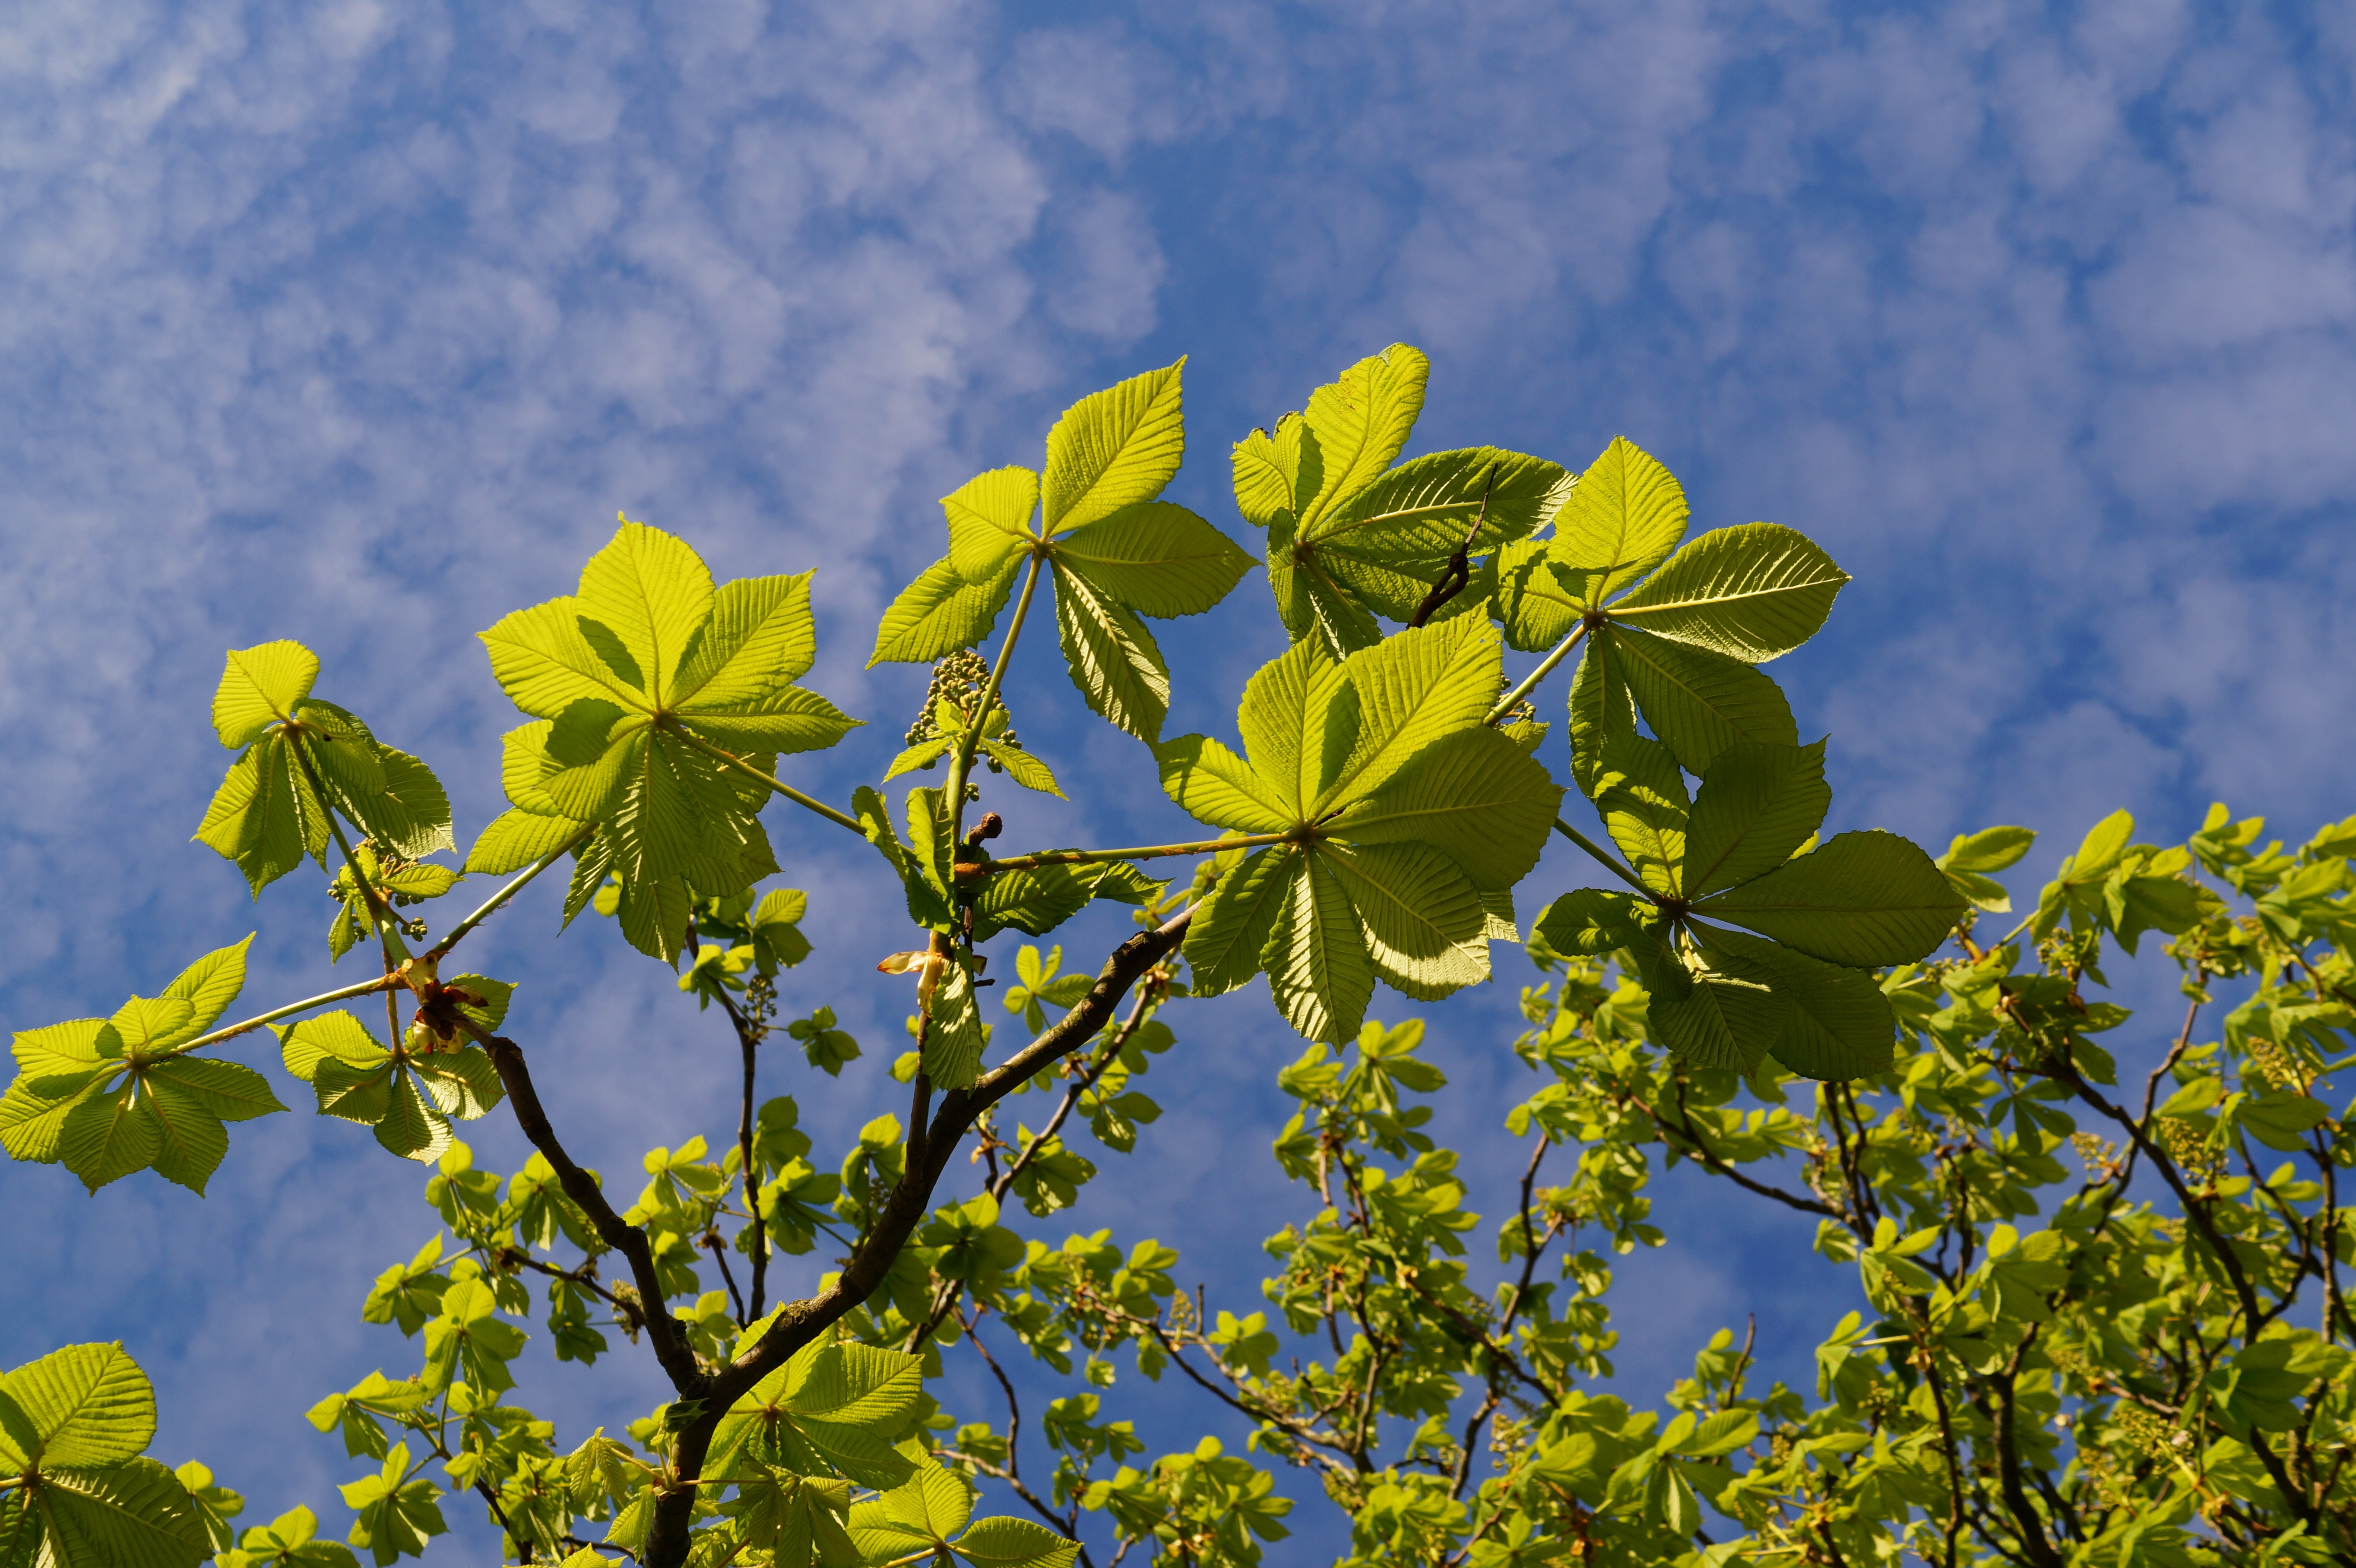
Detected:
left=1551, top=816, right=1655, bottom=898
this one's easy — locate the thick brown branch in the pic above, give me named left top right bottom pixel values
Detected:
left=479, top=1034, right=706, bottom=1397
left=639, top=907, right=1195, bottom=1568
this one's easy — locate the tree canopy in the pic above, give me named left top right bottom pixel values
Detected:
left=6, top=347, right=2353, bottom=1568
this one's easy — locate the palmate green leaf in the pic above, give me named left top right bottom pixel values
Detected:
left=1264, top=853, right=1373, bottom=1045
left=466, top=807, right=587, bottom=876
left=52, top=1060, right=272, bottom=1197
left=1148, top=622, right=1551, bottom=1037
left=1594, top=733, right=1688, bottom=898
left=212, top=642, right=320, bottom=749
left=1266, top=522, right=1384, bottom=657
left=924, top=967, right=988, bottom=1090
left=1610, top=522, right=1849, bottom=662
left=1183, top=846, right=1298, bottom=997
left=1154, top=736, right=1294, bottom=835
left=1230, top=412, right=1319, bottom=531
left=1296, top=343, right=1427, bottom=530
left=228, top=1505, right=361, bottom=1568
left=1051, top=561, right=1169, bottom=741
left=1494, top=539, right=1583, bottom=652
left=1684, top=741, right=1832, bottom=898
left=1696, top=829, right=1966, bottom=968
left=1314, top=614, right=1504, bottom=814
left=1320, top=841, right=1487, bottom=1001
left=1604, top=623, right=1796, bottom=777
left=1533, top=888, right=1650, bottom=956
left=1054, top=502, right=1255, bottom=618
left=193, top=732, right=325, bottom=896
left=950, top=1516, right=1080, bottom=1568
left=32, top=1457, right=209, bottom=1568
left=1043, top=358, right=1186, bottom=534
left=707, top=1342, right=925, bottom=1492
left=339, top=1444, right=447, bottom=1568
left=1548, top=436, right=1688, bottom=609
left=279, top=1012, right=484, bottom=1166
left=0, top=1342, right=154, bottom=1469
left=1307, top=446, right=1568, bottom=599
left=575, top=517, right=714, bottom=705
left=1692, top=925, right=1897, bottom=1080
left=720, top=1467, right=859, bottom=1568
left=484, top=526, right=851, bottom=960
left=672, top=571, right=820, bottom=710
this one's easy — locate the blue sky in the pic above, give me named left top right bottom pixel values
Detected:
left=3, top=0, right=2351, bottom=1558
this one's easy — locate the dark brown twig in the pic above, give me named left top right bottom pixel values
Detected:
left=1408, top=463, right=1499, bottom=628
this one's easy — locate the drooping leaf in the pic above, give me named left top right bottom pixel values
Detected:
left=1320, top=841, right=1487, bottom=1001
left=1050, top=563, right=1169, bottom=742
left=924, top=967, right=988, bottom=1091
left=1593, top=733, right=1689, bottom=898
left=1566, top=626, right=1638, bottom=801
left=1638, top=924, right=1779, bottom=1073
left=1263, top=854, right=1372, bottom=1045
left=193, top=733, right=325, bottom=896
left=1183, top=847, right=1298, bottom=998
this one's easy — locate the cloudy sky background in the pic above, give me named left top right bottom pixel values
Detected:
left=3, top=0, right=2351, bottom=1558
